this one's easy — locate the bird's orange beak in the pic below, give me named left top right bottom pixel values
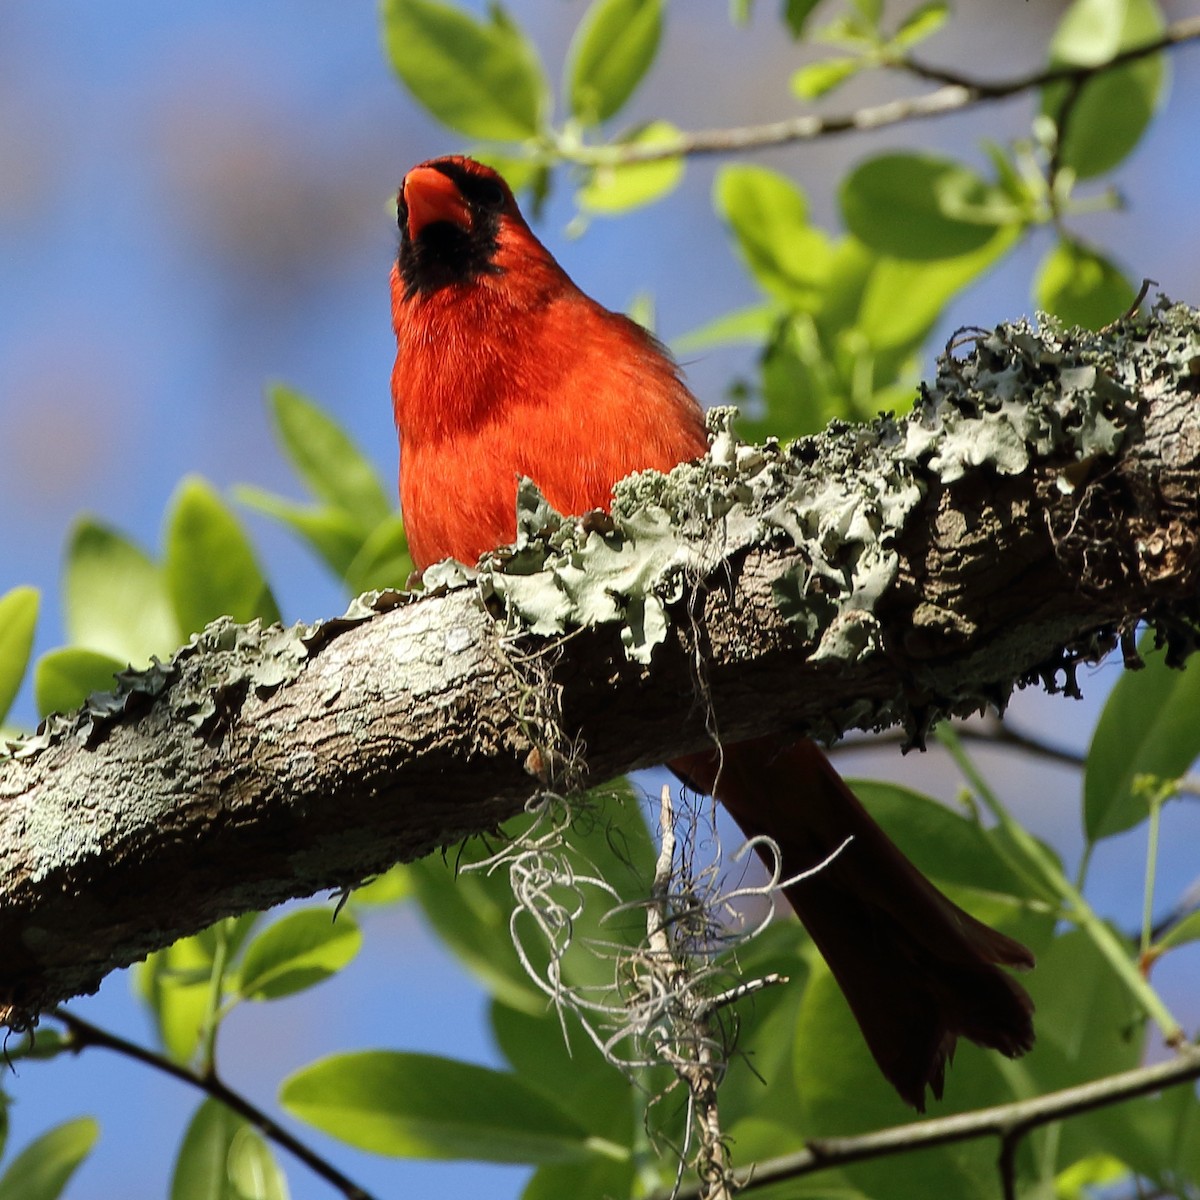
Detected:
left=403, top=167, right=471, bottom=240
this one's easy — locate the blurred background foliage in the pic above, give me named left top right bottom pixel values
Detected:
left=2, top=1, right=1200, bottom=1198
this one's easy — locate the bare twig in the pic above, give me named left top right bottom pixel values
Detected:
left=697, top=973, right=788, bottom=1021
left=659, top=1046, right=1200, bottom=1200
left=1105, top=277, right=1159, bottom=331
left=49, top=1008, right=376, bottom=1200
left=829, top=719, right=1087, bottom=770
left=1045, top=72, right=1088, bottom=186
left=562, top=18, right=1200, bottom=164
left=644, top=785, right=732, bottom=1200
left=834, top=721, right=1200, bottom=801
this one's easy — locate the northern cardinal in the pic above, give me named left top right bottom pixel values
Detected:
left=390, top=155, right=1034, bottom=1110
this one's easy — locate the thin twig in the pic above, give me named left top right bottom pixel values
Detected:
left=646, top=785, right=733, bottom=1200
left=659, top=1047, right=1200, bottom=1200
left=829, top=719, right=1087, bottom=769
left=1045, top=71, right=1088, bottom=187
left=697, top=973, right=788, bottom=1021
left=50, top=1008, right=376, bottom=1200
left=833, top=722, right=1200, bottom=801
left=561, top=18, right=1200, bottom=164
left=963, top=722, right=1086, bottom=768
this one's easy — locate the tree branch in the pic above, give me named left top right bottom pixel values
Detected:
left=1, top=303, right=1199, bottom=1022
left=660, top=1046, right=1200, bottom=1200
left=49, top=1008, right=377, bottom=1200
left=831, top=718, right=1088, bottom=770
left=561, top=18, right=1200, bottom=164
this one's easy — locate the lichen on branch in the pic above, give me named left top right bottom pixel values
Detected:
left=0, top=301, right=1198, bottom=1020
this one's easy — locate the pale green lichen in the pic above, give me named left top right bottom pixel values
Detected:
left=477, top=480, right=697, bottom=662
left=903, top=322, right=1141, bottom=482
left=472, top=406, right=922, bottom=665
left=476, top=302, right=1199, bottom=669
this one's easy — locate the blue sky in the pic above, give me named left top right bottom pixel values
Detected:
left=2, top=2, right=1200, bottom=1197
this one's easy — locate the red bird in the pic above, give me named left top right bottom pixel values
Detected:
left=390, top=155, right=1034, bottom=1110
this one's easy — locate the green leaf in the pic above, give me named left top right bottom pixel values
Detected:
left=136, top=951, right=214, bottom=1064
left=135, top=917, right=259, bottom=1063
left=280, top=1051, right=602, bottom=1163
left=5, top=1027, right=67, bottom=1065
left=171, top=1100, right=288, bottom=1200
left=63, top=519, right=178, bottom=664
left=235, top=908, right=361, bottom=1001
left=784, top=0, right=823, bottom=36
left=1029, top=928, right=1141, bottom=1073
left=714, top=165, right=833, bottom=307
left=490, top=1001, right=632, bottom=1134
left=405, top=844, right=544, bottom=1014
left=347, top=865, right=413, bottom=907
left=711, top=922, right=810, bottom=1132
left=567, top=0, right=662, bottom=125
left=1084, top=639, right=1200, bottom=841
left=1049, top=0, right=1151, bottom=60
left=381, top=0, right=549, bottom=140
left=808, top=235, right=875, bottom=339
left=407, top=784, right=655, bottom=1009
left=982, top=139, right=1035, bottom=207
left=0, top=1118, right=98, bottom=1200
left=788, top=852, right=1065, bottom=1195
left=856, top=229, right=1017, bottom=352
left=266, top=386, right=392, bottom=529
left=510, top=1002, right=637, bottom=1200
left=1023, top=931, right=1143, bottom=1180
left=1069, top=1083, right=1197, bottom=1189
left=0, top=586, right=38, bottom=727
left=343, top=513, right=414, bottom=594
left=1052, top=59, right=1164, bottom=179
left=34, top=647, right=124, bottom=717
left=1043, top=0, right=1165, bottom=178
left=1055, top=1154, right=1130, bottom=1200
left=235, top=487, right=368, bottom=580
left=576, top=122, right=684, bottom=215
left=891, top=0, right=949, bottom=48
left=793, top=963, right=1009, bottom=1198
left=1034, top=240, right=1134, bottom=330
left=791, top=57, right=863, bottom=99
left=745, top=312, right=840, bottom=440
left=522, top=1154, right=635, bottom=1200
left=1153, top=910, right=1200, bottom=955
left=852, top=0, right=883, bottom=25
left=164, top=477, right=281, bottom=636
left=672, top=302, right=781, bottom=354
left=851, top=779, right=1047, bottom=903
left=840, top=153, right=1014, bottom=260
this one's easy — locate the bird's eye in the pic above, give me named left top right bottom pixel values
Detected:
left=475, top=178, right=505, bottom=210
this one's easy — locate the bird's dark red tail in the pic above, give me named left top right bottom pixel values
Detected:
left=671, top=736, right=1035, bottom=1110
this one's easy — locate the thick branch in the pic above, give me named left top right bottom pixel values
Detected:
left=1, top=304, right=1199, bottom=1020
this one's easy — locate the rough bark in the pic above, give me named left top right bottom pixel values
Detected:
left=1, top=304, right=1198, bottom=1024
